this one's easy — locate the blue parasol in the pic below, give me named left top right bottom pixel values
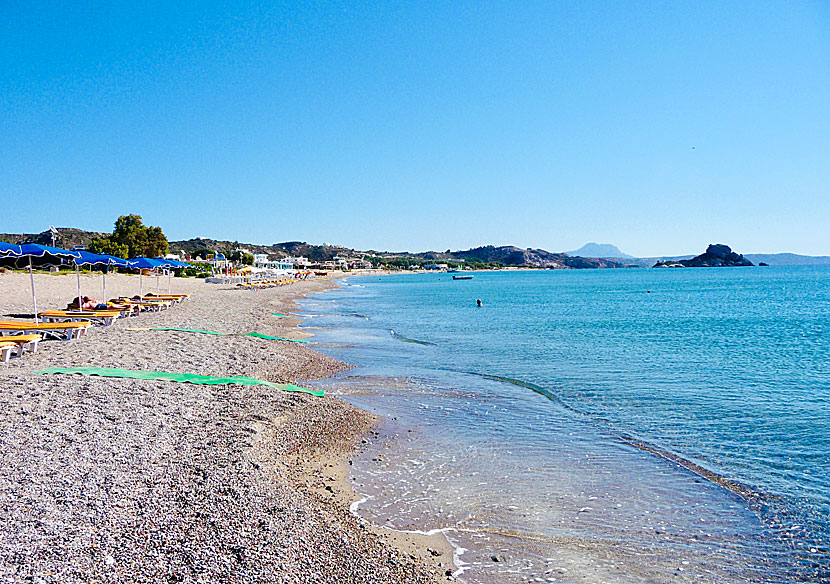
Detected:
left=0, top=241, right=22, bottom=256
left=73, top=251, right=131, bottom=307
left=128, top=257, right=167, bottom=296
left=14, top=244, right=82, bottom=324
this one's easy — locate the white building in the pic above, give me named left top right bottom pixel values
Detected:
left=283, top=256, right=310, bottom=268
left=253, top=253, right=294, bottom=270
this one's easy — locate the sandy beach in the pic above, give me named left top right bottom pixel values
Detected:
left=0, top=270, right=453, bottom=583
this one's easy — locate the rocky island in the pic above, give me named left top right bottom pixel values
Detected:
left=653, top=244, right=754, bottom=268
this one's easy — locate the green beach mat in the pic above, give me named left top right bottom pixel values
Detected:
left=130, top=327, right=308, bottom=343
left=272, top=313, right=291, bottom=318
left=150, top=327, right=228, bottom=336
left=35, top=367, right=322, bottom=397
left=246, top=332, right=311, bottom=344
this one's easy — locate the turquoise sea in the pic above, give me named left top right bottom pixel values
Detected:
left=299, top=267, right=830, bottom=583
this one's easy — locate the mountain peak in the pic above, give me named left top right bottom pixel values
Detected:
left=567, top=242, right=633, bottom=258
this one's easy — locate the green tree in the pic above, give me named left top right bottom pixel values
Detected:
left=145, top=226, right=168, bottom=257
left=107, top=214, right=168, bottom=258
left=87, top=237, right=129, bottom=259
left=242, top=253, right=254, bottom=265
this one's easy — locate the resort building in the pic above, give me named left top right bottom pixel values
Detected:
left=253, top=253, right=294, bottom=271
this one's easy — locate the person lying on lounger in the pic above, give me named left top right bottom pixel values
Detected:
left=67, top=296, right=98, bottom=310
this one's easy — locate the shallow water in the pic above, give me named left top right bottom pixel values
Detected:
left=301, top=267, right=830, bottom=582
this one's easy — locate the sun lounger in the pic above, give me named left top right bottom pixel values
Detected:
left=0, top=321, right=90, bottom=341
left=108, top=299, right=156, bottom=312
left=0, top=341, right=15, bottom=363
left=144, top=293, right=189, bottom=302
left=0, top=334, right=42, bottom=357
left=39, top=311, right=120, bottom=327
left=118, top=297, right=174, bottom=309
left=104, top=303, right=139, bottom=315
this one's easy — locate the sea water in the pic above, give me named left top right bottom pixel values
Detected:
left=298, top=267, right=830, bottom=583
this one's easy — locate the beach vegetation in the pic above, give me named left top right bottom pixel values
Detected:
left=88, top=214, right=168, bottom=258
left=87, top=237, right=129, bottom=259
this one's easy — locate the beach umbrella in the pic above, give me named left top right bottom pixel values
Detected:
left=151, top=258, right=175, bottom=293
left=72, top=251, right=109, bottom=309
left=153, top=258, right=179, bottom=293
left=0, top=241, right=22, bottom=256
left=73, top=251, right=130, bottom=307
left=129, top=257, right=166, bottom=296
left=97, top=254, right=131, bottom=302
left=14, top=244, right=82, bottom=324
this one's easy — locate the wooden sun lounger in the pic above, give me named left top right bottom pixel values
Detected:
left=0, top=321, right=90, bottom=341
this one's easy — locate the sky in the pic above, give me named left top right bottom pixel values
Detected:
left=2, top=1, right=829, bottom=257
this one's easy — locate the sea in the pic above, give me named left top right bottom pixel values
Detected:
left=297, top=267, right=830, bottom=583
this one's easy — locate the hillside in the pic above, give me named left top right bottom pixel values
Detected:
left=171, top=238, right=352, bottom=263
left=449, top=246, right=632, bottom=268
left=0, top=228, right=106, bottom=249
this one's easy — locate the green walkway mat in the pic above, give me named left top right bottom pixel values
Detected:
left=35, top=367, right=323, bottom=397
left=246, top=332, right=311, bottom=344
left=150, top=327, right=228, bottom=336
left=130, top=327, right=309, bottom=343
left=272, top=313, right=291, bottom=318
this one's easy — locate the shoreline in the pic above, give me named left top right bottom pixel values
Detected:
left=0, top=271, right=452, bottom=582
left=288, top=276, right=460, bottom=578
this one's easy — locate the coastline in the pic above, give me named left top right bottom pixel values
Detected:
left=0, top=271, right=452, bottom=582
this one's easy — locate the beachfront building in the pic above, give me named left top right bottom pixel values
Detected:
left=283, top=256, right=310, bottom=268
left=349, top=258, right=373, bottom=269
left=253, top=253, right=294, bottom=271
left=424, top=263, right=449, bottom=271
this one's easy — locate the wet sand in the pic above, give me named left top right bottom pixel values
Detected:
left=0, top=270, right=454, bottom=583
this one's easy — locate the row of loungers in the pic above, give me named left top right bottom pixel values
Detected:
left=0, top=293, right=190, bottom=361
left=237, top=279, right=298, bottom=290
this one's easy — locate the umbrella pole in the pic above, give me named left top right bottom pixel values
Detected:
left=76, top=263, right=82, bottom=309
left=140, top=272, right=143, bottom=297
left=168, top=270, right=171, bottom=294
left=29, top=257, right=39, bottom=324
left=156, top=272, right=159, bottom=293
left=102, top=269, right=107, bottom=304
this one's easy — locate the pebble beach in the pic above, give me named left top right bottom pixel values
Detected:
left=0, top=270, right=450, bottom=583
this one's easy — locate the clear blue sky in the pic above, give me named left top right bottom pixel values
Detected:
left=2, top=1, right=828, bottom=256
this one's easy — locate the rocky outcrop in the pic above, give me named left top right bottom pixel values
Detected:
left=653, top=244, right=754, bottom=268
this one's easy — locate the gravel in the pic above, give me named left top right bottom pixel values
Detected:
left=0, top=272, right=443, bottom=583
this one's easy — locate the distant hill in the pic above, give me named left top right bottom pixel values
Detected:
left=745, top=253, right=830, bottom=266
left=0, top=228, right=106, bottom=249
left=567, top=243, right=633, bottom=258
left=447, top=245, right=632, bottom=269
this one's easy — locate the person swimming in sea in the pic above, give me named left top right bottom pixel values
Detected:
left=476, top=299, right=482, bottom=307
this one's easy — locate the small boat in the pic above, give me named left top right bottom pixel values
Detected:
left=452, top=275, right=473, bottom=280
